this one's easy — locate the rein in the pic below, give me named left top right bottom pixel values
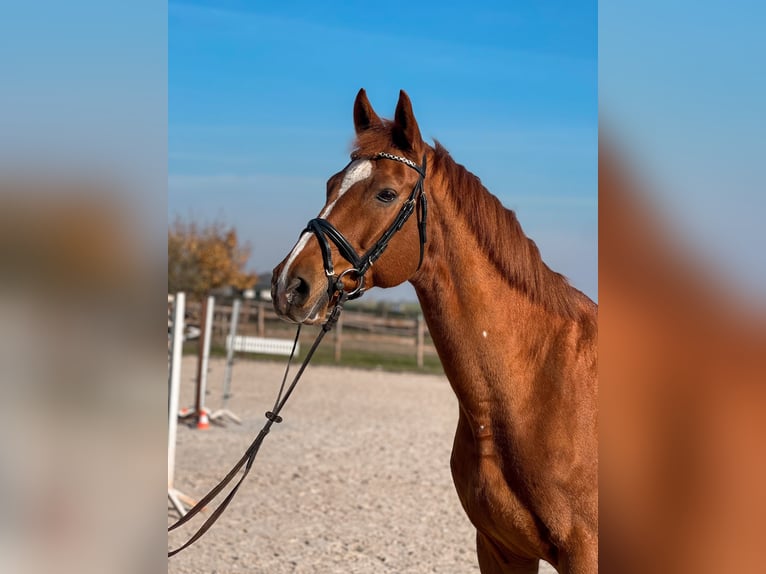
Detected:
left=167, top=291, right=348, bottom=557
left=167, top=150, right=428, bottom=558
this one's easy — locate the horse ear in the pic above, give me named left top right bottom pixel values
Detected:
left=353, top=88, right=382, bottom=135
left=393, top=90, right=423, bottom=151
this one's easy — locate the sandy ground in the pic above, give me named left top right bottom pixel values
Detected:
left=168, top=357, right=556, bottom=573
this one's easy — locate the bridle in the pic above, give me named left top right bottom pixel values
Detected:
left=168, top=151, right=428, bottom=557
left=305, top=151, right=428, bottom=301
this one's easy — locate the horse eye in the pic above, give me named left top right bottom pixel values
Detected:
left=376, top=189, right=397, bottom=203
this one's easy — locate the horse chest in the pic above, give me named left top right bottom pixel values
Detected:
left=450, top=425, right=554, bottom=560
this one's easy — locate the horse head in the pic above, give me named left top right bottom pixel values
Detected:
left=272, top=89, right=429, bottom=323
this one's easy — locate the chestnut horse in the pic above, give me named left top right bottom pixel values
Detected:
left=272, top=90, right=598, bottom=573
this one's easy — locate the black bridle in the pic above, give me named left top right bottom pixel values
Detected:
left=167, top=151, right=428, bottom=557
left=305, top=151, right=428, bottom=300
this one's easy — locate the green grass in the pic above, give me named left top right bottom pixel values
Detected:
left=295, top=344, right=444, bottom=375
left=182, top=340, right=444, bottom=375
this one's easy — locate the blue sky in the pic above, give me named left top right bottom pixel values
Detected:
left=600, top=1, right=766, bottom=303
left=169, top=0, right=597, bottom=301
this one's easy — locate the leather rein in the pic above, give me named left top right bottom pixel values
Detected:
left=168, top=151, right=428, bottom=557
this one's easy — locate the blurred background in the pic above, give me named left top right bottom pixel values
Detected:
left=600, top=2, right=766, bottom=572
left=1, top=2, right=165, bottom=573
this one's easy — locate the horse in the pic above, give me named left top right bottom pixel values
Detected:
left=271, top=89, right=598, bottom=574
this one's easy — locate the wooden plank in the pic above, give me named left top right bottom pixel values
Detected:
left=334, top=312, right=343, bottom=362
left=257, top=302, right=265, bottom=336
left=416, top=314, right=425, bottom=368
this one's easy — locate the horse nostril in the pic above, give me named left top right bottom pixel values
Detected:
left=295, top=277, right=310, bottom=299
left=286, top=276, right=311, bottom=306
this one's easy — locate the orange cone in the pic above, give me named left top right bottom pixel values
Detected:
left=196, top=409, right=210, bottom=430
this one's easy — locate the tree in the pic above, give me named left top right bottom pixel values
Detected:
left=168, top=218, right=257, bottom=298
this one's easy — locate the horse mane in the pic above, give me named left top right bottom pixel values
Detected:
left=430, top=142, right=580, bottom=319
left=351, top=127, right=581, bottom=320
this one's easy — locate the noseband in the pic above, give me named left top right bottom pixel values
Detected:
left=304, top=152, right=428, bottom=300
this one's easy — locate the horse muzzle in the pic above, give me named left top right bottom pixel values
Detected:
left=271, top=265, right=330, bottom=324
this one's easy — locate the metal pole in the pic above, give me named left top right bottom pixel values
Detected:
left=168, top=292, right=185, bottom=487
left=168, top=293, right=196, bottom=514
left=210, top=297, right=242, bottom=425
left=194, top=295, right=215, bottom=426
left=221, top=298, right=241, bottom=408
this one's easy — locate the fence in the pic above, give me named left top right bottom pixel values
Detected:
left=177, top=299, right=441, bottom=371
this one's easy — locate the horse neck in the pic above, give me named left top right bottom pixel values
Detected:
left=409, top=157, right=592, bottom=416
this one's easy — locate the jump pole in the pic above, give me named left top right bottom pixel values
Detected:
left=168, top=292, right=196, bottom=515
left=193, top=294, right=215, bottom=429
left=210, top=297, right=242, bottom=424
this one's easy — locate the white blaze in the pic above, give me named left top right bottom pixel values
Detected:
left=279, top=160, right=372, bottom=288
left=320, top=160, right=372, bottom=217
